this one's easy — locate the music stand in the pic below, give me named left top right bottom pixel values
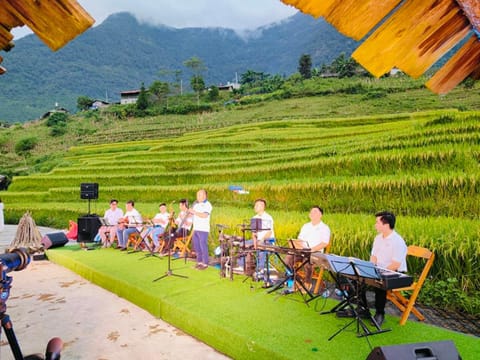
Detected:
left=320, top=255, right=390, bottom=339
left=126, top=221, right=154, bottom=255
left=139, top=224, right=163, bottom=260
left=153, top=216, right=188, bottom=282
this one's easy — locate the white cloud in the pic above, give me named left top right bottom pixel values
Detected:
left=12, top=0, right=297, bottom=40
left=81, top=0, right=297, bottom=30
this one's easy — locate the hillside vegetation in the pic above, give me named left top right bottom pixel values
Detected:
left=1, top=76, right=480, bottom=314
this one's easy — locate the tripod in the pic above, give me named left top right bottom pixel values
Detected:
left=1, top=270, right=63, bottom=360
left=153, top=223, right=188, bottom=282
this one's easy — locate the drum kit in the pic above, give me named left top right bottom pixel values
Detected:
left=215, top=223, right=271, bottom=283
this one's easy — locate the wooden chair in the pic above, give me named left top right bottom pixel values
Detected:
left=295, top=242, right=331, bottom=294
left=386, top=245, right=435, bottom=325
left=173, top=230, right=194, bottom=258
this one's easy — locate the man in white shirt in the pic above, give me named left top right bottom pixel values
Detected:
left=98, top=199, right=124, bottom=248
left=252, top=198, right=275, bottom=273
left=287, top=206, right=330, bottom=289
left=190, top=189, right=212, bottom=270
left=116, top=200, right=143, bottom=251
left=369, top=211, right=407, bottom=326
left=147, top=203, right=170, bottom=252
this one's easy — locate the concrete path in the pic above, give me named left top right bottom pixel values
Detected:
left=0, top=225, right=229, bottom=360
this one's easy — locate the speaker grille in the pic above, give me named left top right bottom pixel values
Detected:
left=80, top=183, right=98, bottom=199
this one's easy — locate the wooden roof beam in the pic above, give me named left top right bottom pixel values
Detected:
left=3, top=0, right=94, bottom=51
left=353, top=0, right=470, bottom=78
left=282, top=1, right=402, bottom=41
left=426, top=34, right=480, bottom=93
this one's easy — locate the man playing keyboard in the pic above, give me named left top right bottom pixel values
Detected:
left=286, top=206, right=331, bottom=291
left=369, top=211, right=407, bottom=326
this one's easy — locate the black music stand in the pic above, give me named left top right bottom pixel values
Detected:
left=320, top=256, right=390, bottom=339
left=153, top=219, right=188, bottom=282
left=126, top=221, right=154, bottom=255
left=139, top=225, right=164, bottom=260
left=266, top=248, right=315, bottom=305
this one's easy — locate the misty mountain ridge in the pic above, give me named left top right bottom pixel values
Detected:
left=0, top=12, right=357, bottom=122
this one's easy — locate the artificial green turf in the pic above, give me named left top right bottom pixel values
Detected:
left=46, top=245, right=479, bottom=359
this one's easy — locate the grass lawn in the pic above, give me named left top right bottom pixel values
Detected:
left=46, top=245, right=478, bottom=359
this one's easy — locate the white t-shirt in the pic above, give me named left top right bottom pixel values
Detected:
left=176, top=210, right=193, bottom=231
left=104, top=208, right=124, bottom=225
left=298, top=221, right=330, bottom=251
left=192, top=200, right=212, bottom=232
left=153, top=212, right=170, bottom=227
left=371, top=230, right=407, bottom=272
left=125, top=209, right=143, bottom=230
left=252, top=212, right=275, bottom=241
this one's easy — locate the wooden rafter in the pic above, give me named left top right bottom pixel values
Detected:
left=0, top=0, right=94, bottom=73
left=281, top=0, right=480, bottom=94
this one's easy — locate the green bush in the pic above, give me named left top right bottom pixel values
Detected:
left=46, top=112, right=68, bottom=127
left=14, top=136, right=38, bottom=156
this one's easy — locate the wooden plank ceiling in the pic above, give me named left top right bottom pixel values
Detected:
left=0, top=0, right=94, bottom=74
left=281, top=0, right=480, bottom=94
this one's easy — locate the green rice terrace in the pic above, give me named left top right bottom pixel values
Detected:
left=2, top=100, right=480, bottom=319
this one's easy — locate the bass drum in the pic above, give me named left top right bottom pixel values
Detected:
left=244, top=251, right=256, bottom=276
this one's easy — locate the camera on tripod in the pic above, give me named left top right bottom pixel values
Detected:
left=0, top=248, right=63, bottom=360
left=0, top=248, right=31, bottom=274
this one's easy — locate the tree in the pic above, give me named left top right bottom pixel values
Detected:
left=149, top=81, right=170, bottom=105
left=190, top=75, right=205, bottom=98
left=77, top=96, right=94, bottom=111
left=331, top=53, right=358, bottom=78
left=183, top=56, right=207, bottom=105
left=240, top=70, right=268, bottom=86
left=158, top=68, right=183, bottom=95
left=136, top=83, right=149, bottom=111
left=206, top=85, right=219, bottom=102
left=298, top=54, right=312, bottom=79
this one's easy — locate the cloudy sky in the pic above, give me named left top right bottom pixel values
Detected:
left=13, top=0, right=298, bottom=38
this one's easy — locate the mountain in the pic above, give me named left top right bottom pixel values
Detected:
left=0, top=12, right=357, bottom=122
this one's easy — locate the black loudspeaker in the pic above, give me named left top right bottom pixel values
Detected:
left=366, top=340, right=461, bottom=360
left=80, top=183, right=98, bottom=200
left=42, top=232, right=69, bottom=249
left=77, top=216, right=101, bottom=242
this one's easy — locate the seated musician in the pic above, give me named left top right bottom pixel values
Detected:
left=148, top=203, right=170, bottom=252
left=367, top=211, right=407, bottom=327
left=116, top=200, right=143, bottom=251
left=97, top=199, right=124, bottom=248
left=285, top=206, right=330, bottom=291
left=160, top=199, right=193, bottom=255
left=236, top=199, right=275, bottom=273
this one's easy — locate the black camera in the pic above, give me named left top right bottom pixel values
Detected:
left=0, top=248, right=31, bottom=273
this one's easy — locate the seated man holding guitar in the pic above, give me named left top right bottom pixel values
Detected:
left=160, top=199, right=193, bottom=255
left=285, top=205, right=331, bottom=291
left=116, top=200, right=143, bottom=251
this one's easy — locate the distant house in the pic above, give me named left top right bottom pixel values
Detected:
left=217, top=82, right=240, bottom=92
left=91, top=100, right=110, bottom=110
left=120, top=90, right=141, bottom=104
